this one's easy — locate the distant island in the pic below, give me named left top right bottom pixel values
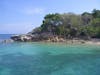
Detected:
left=11, top=9, right=100, bottom=44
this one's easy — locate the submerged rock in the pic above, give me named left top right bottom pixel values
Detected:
left=1, top=39, right=14, bottom=43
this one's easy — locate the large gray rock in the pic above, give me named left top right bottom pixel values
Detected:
left=11, top=34, right=33, bottom=42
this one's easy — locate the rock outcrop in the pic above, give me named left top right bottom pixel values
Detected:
left=11, top=33, right=67, bottom=42
left=11, top=34, right=33, bottom=42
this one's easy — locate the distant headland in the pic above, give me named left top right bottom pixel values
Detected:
left=10, top=9, right=100, bottom=44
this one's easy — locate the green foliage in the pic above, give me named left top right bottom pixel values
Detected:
left=41, top=13, right=62, bottom=33
left=91, top=18, right=100, bottom=27
left=81, top=12, right=93, bottom=25
left=30, top=27, right=42, bottom=34
left=32, top=9, right=100, bottom=39
left=92, top=9, right=100, bottom=18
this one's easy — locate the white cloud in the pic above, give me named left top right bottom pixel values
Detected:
left=21, top=7, right=46, bottom=15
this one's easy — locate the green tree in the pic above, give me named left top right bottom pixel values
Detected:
left=92, top=9, right=100, bottom=18
left=41, top=13, right=62, bottom=34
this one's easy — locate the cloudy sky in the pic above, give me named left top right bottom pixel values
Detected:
left=0, top=0, right=100, bottom=34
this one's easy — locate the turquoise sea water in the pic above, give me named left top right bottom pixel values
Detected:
left=0, top=34, right=100, bottom=75
left=0, top=42, right=100, bottom=75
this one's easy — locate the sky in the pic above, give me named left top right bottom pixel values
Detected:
left=0, top=0, right=100, bottom=34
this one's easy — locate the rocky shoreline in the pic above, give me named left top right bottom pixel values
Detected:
left=0, top=33, right=100, bottom=45
left=0, top=34, right=99, bottom=45
left=10, top=34, right=67, bottom=42
left=10, top=34, right=85, bottom=42
left=1, top=38, right=100, bottom=46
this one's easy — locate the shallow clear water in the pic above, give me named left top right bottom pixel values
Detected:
left=0, top=42, right=100, bottom=75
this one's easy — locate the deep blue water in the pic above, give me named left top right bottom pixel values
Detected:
left=0, top=34, right=13, bottom=40
left=0, top=34, right=100, bottom=75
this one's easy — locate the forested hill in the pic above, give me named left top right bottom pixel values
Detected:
left=10, top=9, right=100, bottom=42
left=30, top=9, right=100, bottom=39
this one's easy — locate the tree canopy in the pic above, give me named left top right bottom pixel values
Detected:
left=31, top=9, right=100, bottom=39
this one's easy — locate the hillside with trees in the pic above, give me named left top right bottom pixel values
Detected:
left=11, top=9, right=100, bottom=42
left=30, top=9, right=100, bottom=39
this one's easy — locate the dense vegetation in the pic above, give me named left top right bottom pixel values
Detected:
left=31, top=9, right=100, bottom=39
